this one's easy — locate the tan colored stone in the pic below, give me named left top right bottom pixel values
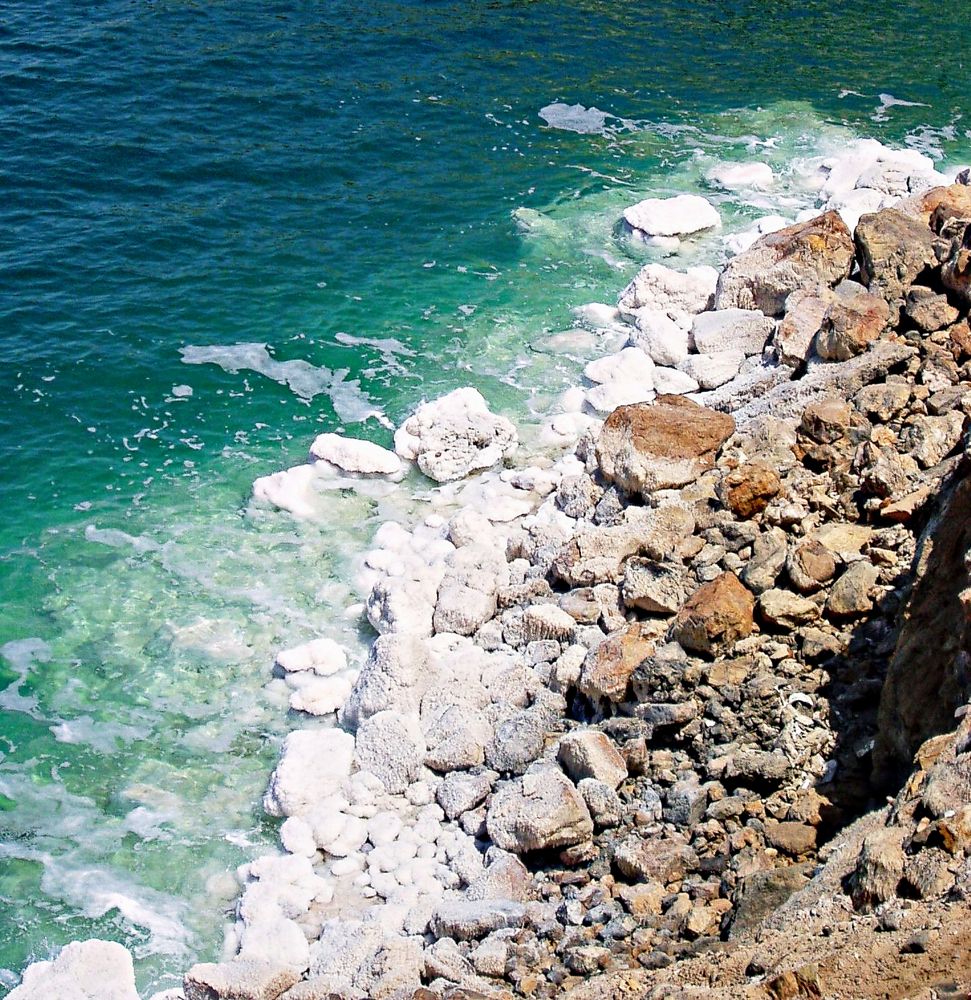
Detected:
left=669, top=572, right=755, bottom=657
left=815, top=291, right=891, bottom=361
left=855, top=208, right=938, bottom=306
left=595, top=395, right=736, bottom=496
left=578, top=622, right=656, bottom=702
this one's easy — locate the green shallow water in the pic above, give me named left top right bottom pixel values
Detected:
left=1, top=0, right=970, bottom=993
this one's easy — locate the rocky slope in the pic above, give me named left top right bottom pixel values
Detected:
left=10, top=151, right=971, bottom=1000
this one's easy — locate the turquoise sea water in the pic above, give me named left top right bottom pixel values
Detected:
left=1, top=1, right=970, bottom=993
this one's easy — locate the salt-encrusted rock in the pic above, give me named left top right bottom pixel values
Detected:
left=629, top=310, right=691, bottom=366
left=264, top=729, right=355, bottom=818
left=341, top=633, right=430, bottom=730
left=308, top=919, right=384, bottom=992
left=437, top=770, right=496, bottom=819
left=714, top=211, right=855, bottom=316
left=774, top=286, right=835, bottom=365
left=678, top=349, right=746, bottom=390
left=584, top=347, right=655, bottom=386
left=854, top=381, right=912, bottom=422
left=855, top=208, right=938, bottom=307
left=622, top=558, right=687, bottom=615
left=366, top=577, right=435, bottom=637
left=669, top=572, right=754, bottom=657
left=826, top=561, right=881, bottom=617
left=520, top=603, right=577, bottom=644
left=466, top=853, right=533, bottom=902
left=652, top=366, right=700, bottom=395
left=584, top=379, right=655, bottom=414
left=9, top=941, right=139, bottom=1000
left=309, top=433, right=403, bottom=477
left=393, top=387, right=518, bottom=483
left=484, top=709, right=547, bottom=775
left=718, top=463, right=781, bottom=518
left=579, top=622, right=656, bottom=702
left=286, top=674, right=353, bottom=717
left=691, top=308, right=775, bottom=356
left=707, top=161, right=773, bottom=190
left=353, top=710, right=425, bottom=794
left=595, top=395, right=735, bottom=496
left=183, top=961, right=299, bottom=1000
left=758, top=588, right=820, bottom=628
left=486, top=764, right=594, bottom=853
left=558, top=730, right=628, bottom=789
left=622, top=194, right=720, bottom=238
left=433, top=581, right=498, bottom=637
left=275, top=637, right=347, bottom=676
left=815, top=291, right=891, bottom=361
left=236, top=917, right=311, bottom=973
left=430, top=898, right=526, bottom=941
left=424, top=703, right=491, bottom=772
left=618, top=263, right=719, bottom=316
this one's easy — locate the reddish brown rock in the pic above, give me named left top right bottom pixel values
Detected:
left=799, top=396, right=854, bottom=445
left=815, top=291, right=891, bottom=361
left=714, top=211, right=855, bottom=316
left=765, top=820, right=818, bottom=857
left=719, top=463, right=782, bottom=518
left=897, top=182, right=971, bottom=228
left=941, top=221, right=971, bottom=308
left=774, top=285, right=835, bottom=366
left=668, top=572, right=755, bottom=657
left=578, top=622, right=656, bottom=702
left=595, top=395, right=736, bottom=496
left=786, top=540, right=837, bottom=592
left=949, top=319, right=971, bottom=360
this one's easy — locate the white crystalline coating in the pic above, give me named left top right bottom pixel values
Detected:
left=263, top=729, right=355, bottom=818
left=652, top=366, right=700, bottom=395
left=276, top=637, right=348, bottom=676
left=583, top=347, right=655, bottom=387
left=571, top=302, right=623, bottom=330
left=724, top=215, right=790, bottom=256
left=623, top=194, right=720, bottom=238
left=170, top=384, right=193, bottom=398
left=691, top=308, right=775, bottom=357
left=179, top=342, right=383, bottom=423
left=706, top=161, right=774, bottom=190
left=584, top=380, right=655, bottom=415
left=309, top=433, right=404, bottom=478
left=8, top=940, right=139, bottom=1000
left=538, top=102, right=610, bottom=135
left=619, top=263, right=719, bottom=316
left=629, top=310, right=691, bottom=366
left=394, top=387, right=517, bottom=483
left=288, top=674, right=354, bottom=717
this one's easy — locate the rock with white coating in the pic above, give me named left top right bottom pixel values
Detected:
left=618, top=264, right=719, bottom=316
left=678, top=349, right=746, bottom=389
left=707, top=161, right=774, bottom=190
left=275, top=637, right=347, bottom=677
left=486, top=764, right=593, bottom=853
left=724, top=215, right=790, bottom=256
left=184, top=960, right=299, bottom=1000
left=652, top=367, right=700, bottom=395
left=309, top=433, right=404, bottom=478
left=263, top=729, right=355, bottom=818
left=341, top=633, right=429, bottom=729
left=584, top=380, right=656, bottom=415
left=287, top=673, right=353, bottom=717
left=558, top=730, right=628, bottom=789
left=308, top=919, right=385, bottom=993
left=584, top=347, right=655, bottom=387
left=394, top=388, right=518, bottom=483
left=430, top=898, right=527, bottom=941
left=629, top=310, right=691, bottom=366
left=354, top=710, right=426, bottom=794
left=9, top=940, right=139, bottom=1000
left=691, top=309, right=775, bottom=357
left=623, top=194, right=720, bottom=238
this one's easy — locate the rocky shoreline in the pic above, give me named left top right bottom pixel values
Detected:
left=11, top=143, right=971, bottom=1000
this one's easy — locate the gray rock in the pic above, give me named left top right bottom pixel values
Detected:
left=826, top=561, right=881, bottom=617
left=622, top=558, right=687, bottom=615
left=664, top=777, right=707, bottom=827
left=578, top=778, right=623, bottom=827
left=557, top=729, right=628, bottom=789
left=354, top=710, right=425, bottom=793
left=430, top=898, right=527, bottom=941
left=484, top=710, right=547, bottom=775
left=691, top=308, right=775, bottom=356
left=436, top=769, right=496, bottom=820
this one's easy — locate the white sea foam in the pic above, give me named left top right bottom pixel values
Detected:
left=539, top=102, right=611, bottom=135
left=179, top=343, right=386, bottom=424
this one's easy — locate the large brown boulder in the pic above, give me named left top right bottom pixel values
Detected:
left=815, top=290, right=892, bottom=361
left=714, top=211, right=855, bottom=316
left=941, top=220, right=971, bottom=309
left=668, top=572, right=755, bottom=657
left=873, top=463, right=971, bottom=788
left=595, top=395, right=735, bottom=496
left=855, top=208, right=938, bottom=307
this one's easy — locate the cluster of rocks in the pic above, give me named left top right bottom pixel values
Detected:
left=11, top=146, right=971, bottom=1000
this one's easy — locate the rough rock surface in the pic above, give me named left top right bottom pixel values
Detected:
left=8, top=941, right=140, bottom=1000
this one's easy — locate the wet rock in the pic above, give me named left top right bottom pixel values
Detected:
left=184, top=961, right=299, bottom=1000
left=486, top=765, right=593, bottom=854
left=826, top=561, right=881, bottom=618
left=714, top=211, right=855, bottom=316
left=595, top=396, right=735, bottom=496
left=719, top=463, right=782, bottom=518
left=558, top=730, right=628, bottom=789
left=815, top=291, right=892, bottom=361
left=578, top=623, right=656, bottom=702
left=669, top=572, right=755, bottom=657
left=855, top=208, right=938, bottom=307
